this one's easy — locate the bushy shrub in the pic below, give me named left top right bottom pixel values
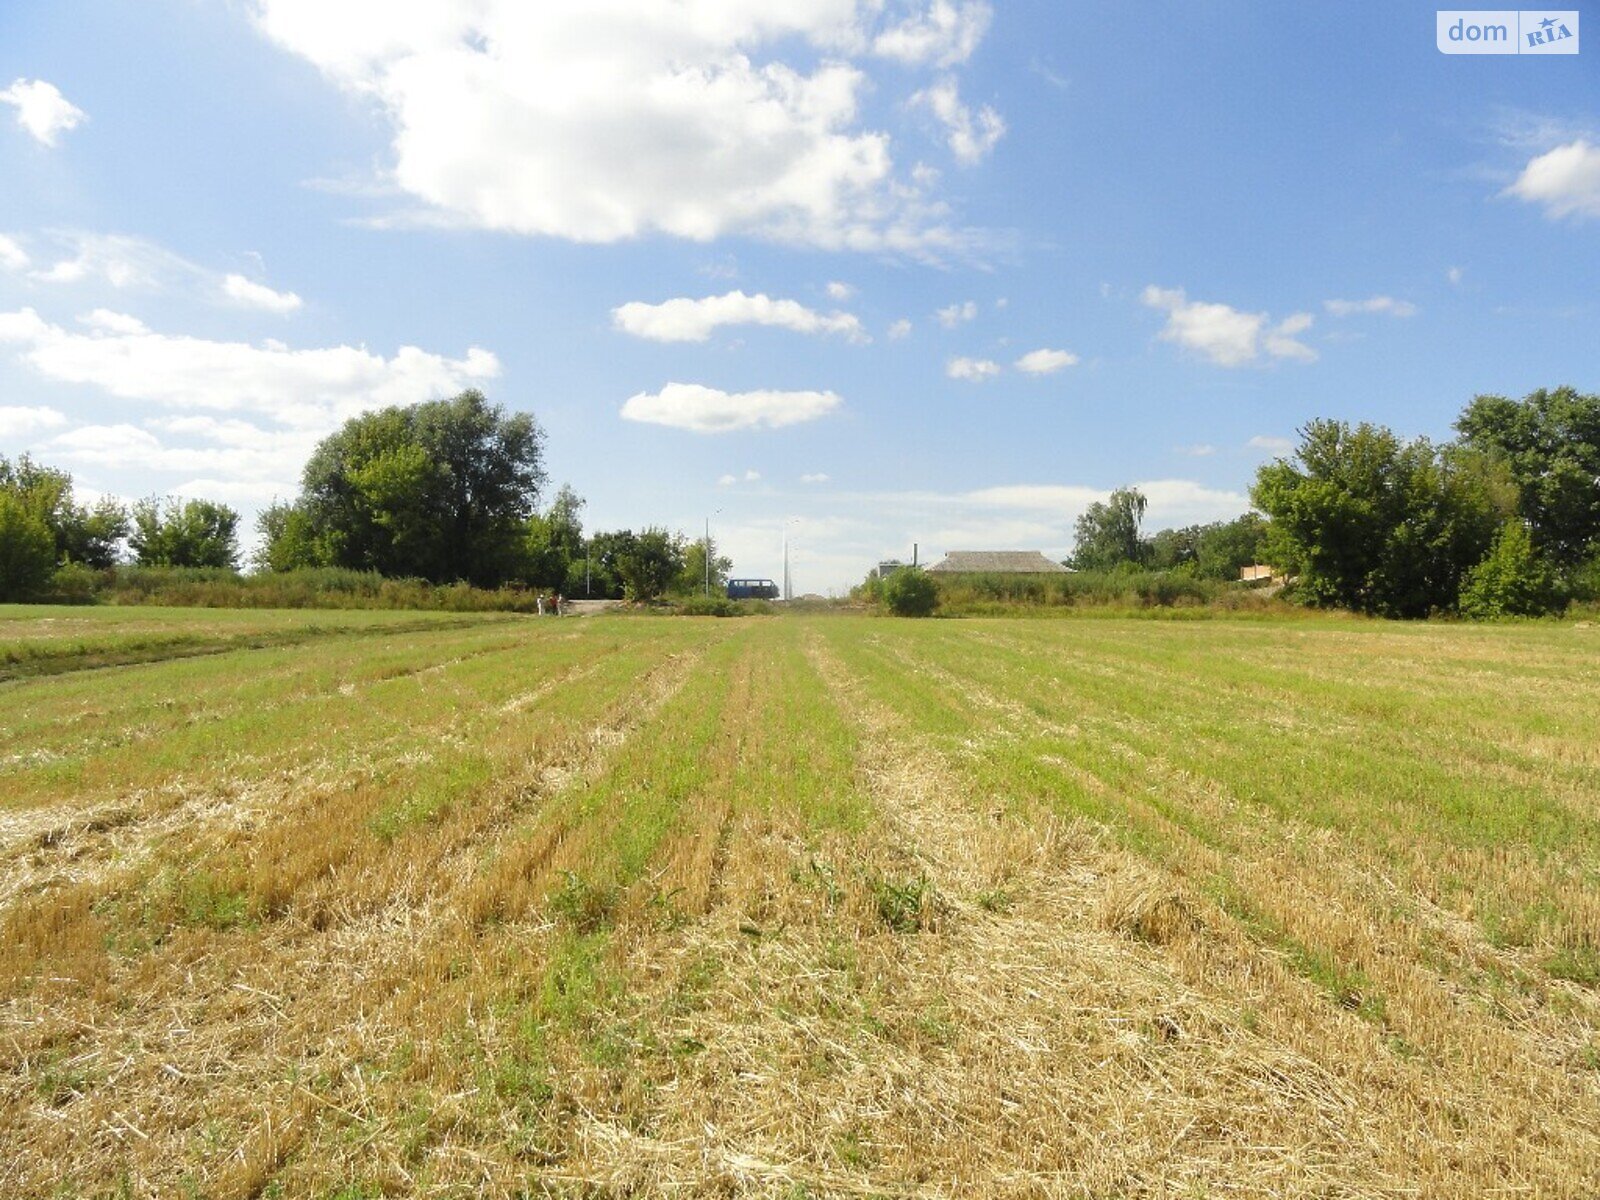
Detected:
left=47, top=562, right=102, bottom=604
left=92, top=566, right=544, bottom=612
left=883, top=568, right=938, bottom=617
left=1459, top=522, right=1565, bottom=618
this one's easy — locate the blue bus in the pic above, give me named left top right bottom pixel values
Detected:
left=726, top=578, right=780, bottom=600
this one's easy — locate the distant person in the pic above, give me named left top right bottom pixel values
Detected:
left=536, top=594, right=545, bottom=616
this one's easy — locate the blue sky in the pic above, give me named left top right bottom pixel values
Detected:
left=2, top=1, right=1596, bottom=592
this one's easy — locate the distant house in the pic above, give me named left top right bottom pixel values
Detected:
left=1239, top=564, right=1276, bottom=584
left=925, top=551, right=1070, bottom=575
left=873, top=559, right=910, bottom=580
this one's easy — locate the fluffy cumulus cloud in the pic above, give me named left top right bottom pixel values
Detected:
left=612, top=290, right=866, bottom=343
left=0, top=405, right=68, bottom=439
left=801, top=472, right=831, bottom=483
left=825, top=281, right=855, bottom=301
left=1142, top=286, right=1315, bottom=367
left=1325, top=295, right=1417, bottom=318
left=621, top=382, right=841, bottom=433
left=251, top=1, right=998, bottom=253
left=0, top=306, right=499, bottom=494
left=872, top=0, right=992, bottom=67
left=222, top=273, right=304, bottom=313
left=0, top=79, right=86, bottom=146
left=911, top=77, right=1004, bottom=166
left=1505, top=140, right=1600, bottom=220
left=0, top=308, right=496, bottom=428
left=1015, top=347, right=1077, bottom=375
left=946, top=355, right=1000, bottom=381
left=887, top=318, right=913, bottom=339
left=717, top=468, right=763, bottom=486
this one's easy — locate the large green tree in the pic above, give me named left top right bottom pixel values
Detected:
left=0, top=455, right=128, bottom=569
left=129, top=497, right=240, bottom=568
left=1072, top=487, right=1148, bottom=571
left=294, top=390, right=545, bottom=586
left=1146, top=514, right=1270, bottom=580
left=1252, top=421, right=1513, bottom=616
left=1455, top=387, right=1600, bottom=566
left=678, top=533, right=732, bottom=596
left=0, top=491, right=56, bottom=600
left=522, top=484, right=586, bottom=589
left=614, top=527, right=686, bottom=602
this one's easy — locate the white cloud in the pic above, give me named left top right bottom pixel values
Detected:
left=1506, top=139, right=1600, bottom=220
left=25, top=233, right=312, bottom=313
left=716, top=468, right=762, bottom=486
left=1325, top=295, right=1418, bottom=318
left=30, top=232, right=198, bottom=290
left=223, top=273, right=304, bottom=313
left=0, top=79, right=86, bottom=147
left=825, top=281, right=855, bottom=301
left=621, top=382, right=841, bottom=433
left=935, top=299, right=977, bottom=328
left=873, top=1, right=992, bottom=67
left=612, top=290, right=867, bottom=343
left=801, top=472, right=831, bottom=483
left=963, top=484, right=1100, bottom=511
left=1447, top=266, right=1464, bottom=286
left=78, top=309, right=149, bottom=334
left=0, top=405, right=68, bottom=440
left=1142, top=285, right=1316, bottom=367
left=1248, top=435, right=1294, bottom=454
left=911, top=77, right=1004, bottom=166
left=45, top=420, right=323, bottom=502
left=251, top=1, right=998, bottom=254
left=0, top=235, right=28, bottom=272
left=946, top=355, right=1000, bottom=381
left=0, top=308, right=499, bottom=437
left=887, top=318, right=912, bottom=339
left=1015, top=347, right=1078, bottom=375
left=965, top=479, right=1248, bottom=524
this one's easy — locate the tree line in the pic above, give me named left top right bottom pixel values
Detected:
left=6, top=385, right=1597, bottom=616
left=1070, top=387, right=1599, bottom=618
left=2, top=390, right=732, bottom=604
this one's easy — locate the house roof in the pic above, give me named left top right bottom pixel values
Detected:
left=924, top=550, right=1070, bottom=574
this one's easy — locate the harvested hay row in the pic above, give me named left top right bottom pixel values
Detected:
left=2, top=611, right=1597, bottom=1197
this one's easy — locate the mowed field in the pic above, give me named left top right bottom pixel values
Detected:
left=2, top=608, right=1598, bottom=1199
